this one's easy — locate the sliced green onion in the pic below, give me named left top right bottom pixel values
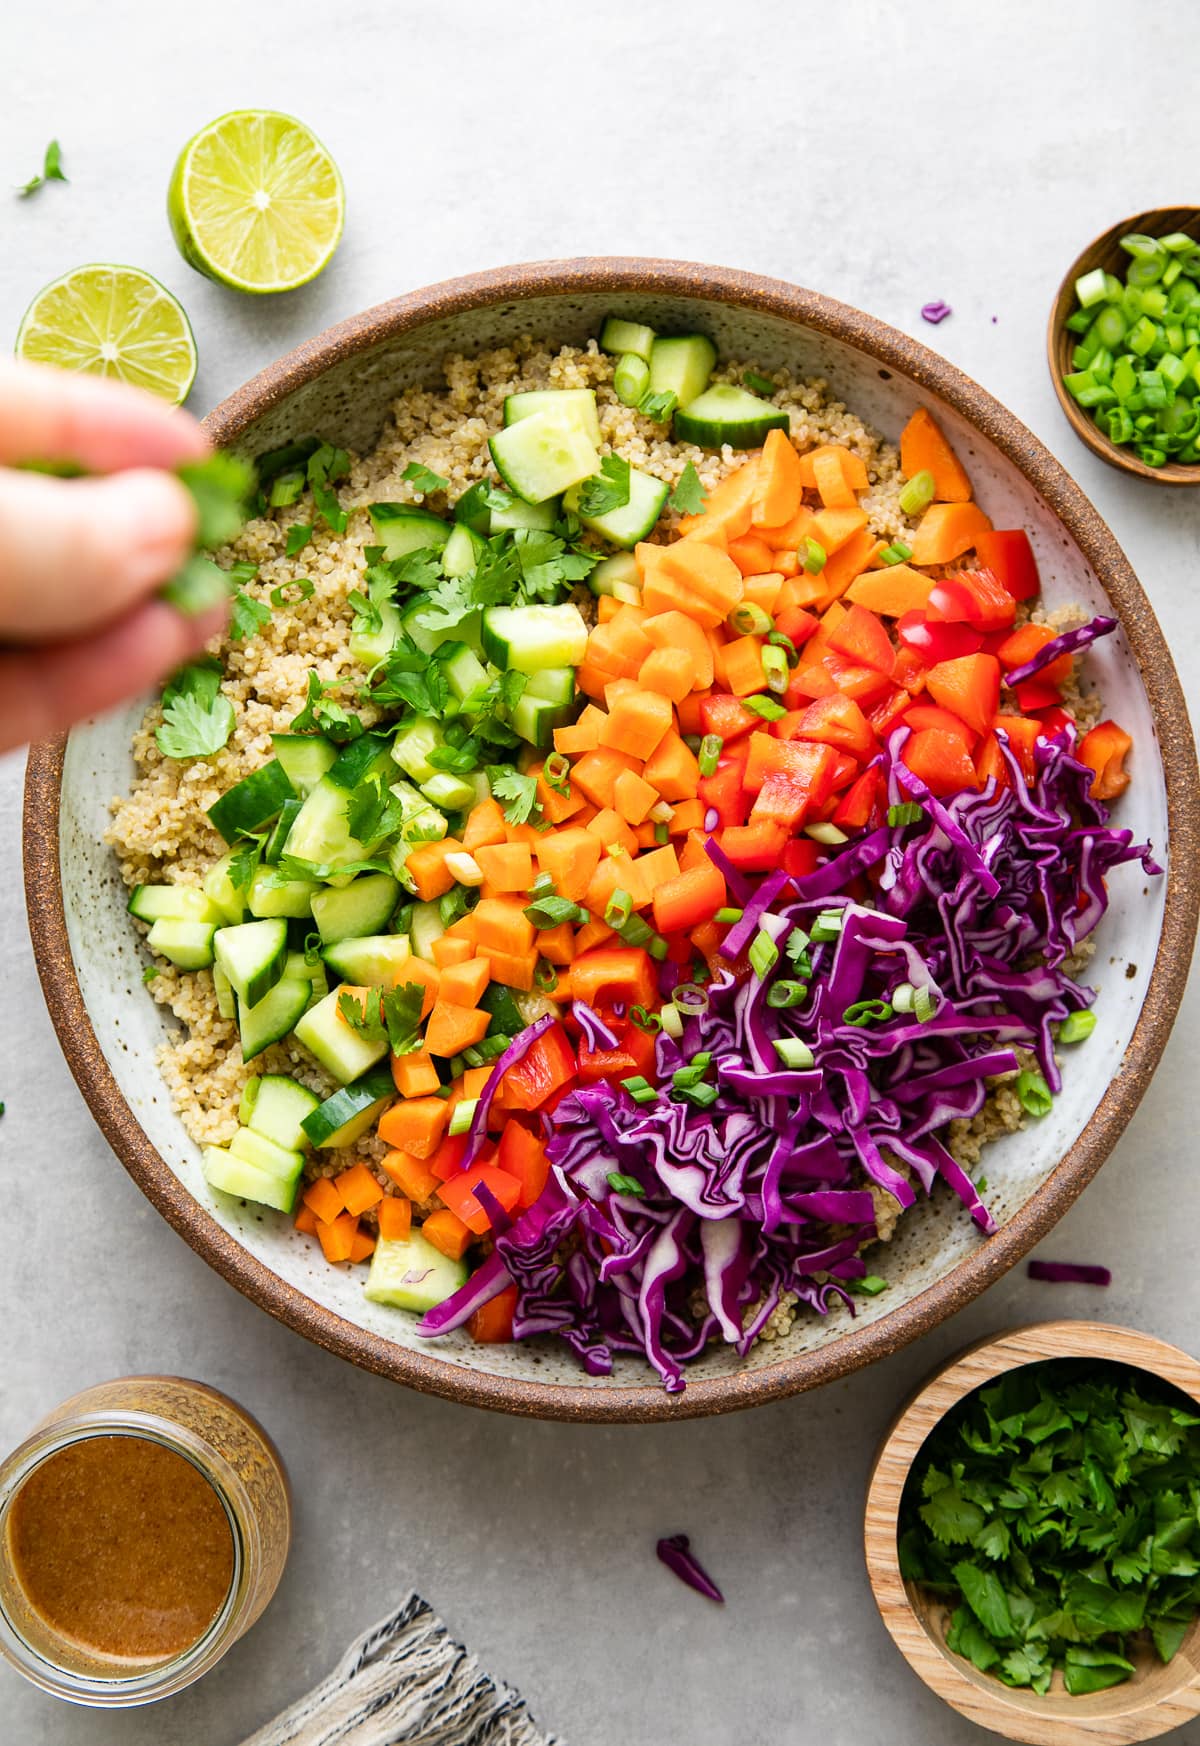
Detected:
left=802, top=537, right=827, bottom=575
left=804, top=822, right=847, bottom=845
left=659, top=1002, right=683, bottom=1040
left=766, top=979, right=807, bottom=1009
left=647, top=933, right=670, bottom=962
left=690, top=1051, right=712, bottom=1069
left=698, top=734, right=722, bottom=777
left=879, top=541, right=912, bottom=565
left=843, top=998, right=892, bottom=1027
left=674, top=1080, right=718, bottom=1109
left=913, top=985, right=938, bottom=1023
left=773, top=1038, right=815, bottom=1069
left=1074, top=266, right=1109, bottom=307
left=888, top=801, right=924, bottom=827
left=613, top=353, right=651, bottom=407
left=714, top=906, right=744, bottom=925
left=847, top=1275, right=888, bottom=1296
left=543, top=751, right=571, bottom=794
left=891, top=982, right=915, bottom=1014
left=1093, top=304, right=1127, bottom=349
left=729, top=602, right=773, bottom=636
left=524, top=894, right=586, bottom=928
left=672, top=1063, right=709, bottom=1090
left=448, top=1098, right=479, bottom=1136
left=654, top=822, right=669, bottom=845
left=742, top=693, right=787, bottom=721
left=743, top=369, right=776, bottom=395
left=748, top=930, right=780, bottom=978
left=810, top=908, right=844, bottom=943
left=898, top=469, right=935, bottom=516
left=476, top=1033, right=510, bottom=1060
left=432, top=1083, right=453, bottom=1100
left=1136, top=443, right=1167, bottom=467
left=534, top=960, right=559, bottom=993
left=620, top=1076, right=658, bottom=1106
left=607, top=1171, right=646, bottom=1197
left=617, top=913, right=654, bottom=949
left=1059, top=1010, right=1097, bottom=1043
left=604, top=889, right=634, bottom=928
left=672, top=983, right=709, bottom=1014
left=761, top=644, right=789, bottom=694
left=1015, top=1068, right=1053, bottom=1118
left=628, top=1005, right=661, bottom=1032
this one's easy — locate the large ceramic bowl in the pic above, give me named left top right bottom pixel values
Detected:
left=23, top=259, right=1200, bottom=1422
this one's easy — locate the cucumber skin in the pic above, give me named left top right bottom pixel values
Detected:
left=302, top=1066, right=395, bottom=1148
left=672, top=385, right=789, bottom=450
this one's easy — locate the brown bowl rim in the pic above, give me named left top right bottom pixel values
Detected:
left=1046, top=205, right=1200, bottom=486
left=864, top=1320, right=1200, bottom=1742
left=22, top=256, right=1200, bottom=1422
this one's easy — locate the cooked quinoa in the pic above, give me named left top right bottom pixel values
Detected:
left=108, top=337, right=1102, bottom=1269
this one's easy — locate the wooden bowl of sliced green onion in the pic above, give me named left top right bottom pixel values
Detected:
left=1048, top=207, right=1200, bottom=484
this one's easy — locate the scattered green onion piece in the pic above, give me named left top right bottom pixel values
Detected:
left=847, top=1275, right=888, bottom=1296
left=729, top=602, right=773, bottom=636
left=742, top=693, right=787, bottom=721
left=1136, top=443, right=1167, bottom=467
left=802, top=537, right=827, bottom=575
left=675, top=1080, right=718, bottom=1109
left=620, top=1076, right=658, bottom=1106
left=647, top=933, right=670, bottom=962
left=1093, top=305, right=1127, bottom=349
left=1015, top=1068, right=1053, bottom=1118
left=672, top=1063, right=708, bottom=1090
left=773, top=1038, right=815, bottom=1069
left=743, top=370, right=776, bottom=395
left=476, top=1033, right=510, bottom=1060
left=1074, top=266, right=1109, bottom=307
left=659, top=1002, right=683, bottom=1040
left=810, top=908, right=844, bottom=942
left=432, top=1084, right=453, bottom=1100
left=528, top=871, right=555, bottom=898
left=691, top=1051, right=712, bottom=1069
left=604, top=889, right=634, bottom=928
left=804, top=822, right=847, bottom=845
left=714, top=906, right=744, bottom=925
left=672, top=983, right=709, bottom=1015
left=543, top=751, right=571, bottom=793
left=534, top=960, right=559, bottom=993
left=766, top=979, right=807, bottom=1009
left=618, top=913, right=654, bottom=949
left=1059, top=1010, right=1097, bottom=1043
left=448, top=1098, right=479, bottom=1136
left=843, top=998, right=892, bottom=1028
left=913, top=985, right=938, bottom=1023
left=607, top=1171, right=646, bottom=1197
left=897, top=469, right=935, bottom=516
left=761, top=644, right=789, bottom=694
left=891, top=982, right=915, bottom=1014
left=270, top=577, right=315, bottom=606
left=748, top=930, right=780, bottom=978
left=653, top=822, right=669, bottom=845
left=613, top=352, right=651, bottom=407
left=879, top=541, right=913, bottom=565
left=628, top=1004, right=661, bottom=1032
left=698, top=734, right=722, bottom=777
left=888, top=801, right=924, bottom=827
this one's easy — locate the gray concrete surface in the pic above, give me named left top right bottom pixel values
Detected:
left=1, top=1, right=1198, bottom=1740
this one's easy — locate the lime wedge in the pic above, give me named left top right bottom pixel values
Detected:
left=168, top=110, right=344, bottom=295
left=15, top=264, right=198, bottom=404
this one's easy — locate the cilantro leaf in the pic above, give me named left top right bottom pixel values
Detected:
left=511, top=528, right=594, bottom=602
left=230, top=589, right=272, bottom=642
left=401, top=461, right=450, bottom=496
left=577, top=453, right=631, bottom=518
left=953, top=1562, right=1015, bottom=1641
left=290, top=670, right=365, bottom=742
left=286, top=522, right=314, bottom=556
left=418, top=537, right=520, bottom=626
left=487, top=765, right=541, bottom=826
left=346, top=774, right=404, bottom=845
left=228, top=834, right=264, bottom=895
left=945, top=1606, right=1000, bottom=1673
left=178, top=452, right=256, bottom=550
left=336, top=983, right=425, bottom=1054
left=155, top=661, right=235, bottom=760
left=363, top=633, right=449, bottom=716
left=17, top=139, right=67, bottom=199
left=307, top=443, right=351, bottom=534
left=669, top=462, right=708, bottom=516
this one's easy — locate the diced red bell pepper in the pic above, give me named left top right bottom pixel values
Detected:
left=891, top=647, right=928, bottom=694
left=827, top=750, right=862, bottom=790
left=576, top=1044, right=640, bottom=1085
left=1014, top=679, right=1063, bottom=712
left=832, top=766, right=883, bottom=830
left=437, top=1162, right=523, bottom=1234
left=828, top=602, right=897, bottom=676
left=927, top=569, right=1016, bottom=634
left=782, top=837, right=822, bottom=879
left=820, top=655, right=894, bottom=703
left=697, top=758, right=746, bottom=829
left=770, top=709, right=807, bottom=741
left=904, top=703, right=976, bottom=746
left=791, top=693, right=877, bottom=760
left=773, top=605, right=820, bottom=649
left=785, top=664, right=837, bottom=705
left=993, top=714, right=1039, bottom=783
left=497, top=1120, right=550, bottom=1209
left=717, top=821, right=790, bottom=871
left=974, top=731, right=1008, bottom=791
left=429, top=1133, right=470, bottom=1182
left=974, top=529, right=1040, bottom=602
left=498, top=1021, right=576, bottom=1111
left=665, top=935, right=694, bottom=964
left=619, top=1022, right=658, bottom=1077
left=652, top=860, right=727, bottom=935
left=1036, top=706, right=1075, bottom=739
left=901, top=727, right=977, bottom=796
left=925, top=652, right=1001, bottom=738
left=1078, top=719, right=1132, bottom=800
left=699, top=693, right=759, bottom=742
left=896, top=611, right=983, bottom=666
left=867, top=684, right=914, bottom=737
left=750, top=741, right=839, bottom=830
left=469, top=1283, right=518, bottom=1343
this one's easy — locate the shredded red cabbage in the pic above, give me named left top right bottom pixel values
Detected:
left=421, top=730, right=1159, bottom=1390
left=656, top=1535, right=725, bottom=1603
left=1027, top=1260, right=1112, bottom=1287
left=1004, top=615, right=1118, bottom=686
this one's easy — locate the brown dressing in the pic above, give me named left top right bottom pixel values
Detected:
left=5, top=1435, right=234, bottom=1664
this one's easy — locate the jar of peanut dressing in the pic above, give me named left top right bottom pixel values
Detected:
left=0, top=1376, right=290, bottom=1705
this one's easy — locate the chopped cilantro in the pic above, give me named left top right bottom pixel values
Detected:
left=306, top=443, right=351, bottom=534
left=577, top=453, right=631, bottom=519
left=338, top=983, right=425, bottom=1053
left=227, top=834, right=265, bottom=895
left=286, top=522, right=314, bottom=556
left=290, top=670, right=365, bottom=741
left=346, top=774, right=404, bottom=845
left=637, top=389, right=677, bottom=423
left=270, top=577, right=315, bottom=607
left=17, top=139, right=67, bottom=199
left=511, top=528, right=594, bottom=601
left=401, top=461, right=450, bottom=496
left=155, top=660, right=235, bottom=760
left=669, top=462, right=707, bottom=516
left=142, top=965, right=160, bottom=985
left=178, top=452, right=255, bottom=550
left=363, top=633, right=449, bottom=716
left=487, top=765, right=541, bottom=826
left=229, top=589, right=272, bottom=642
left=418, top=537, right=520, bottom=628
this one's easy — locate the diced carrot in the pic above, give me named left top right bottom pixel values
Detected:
left=294, top=1204, right=319, bottom=1236
left=677, top=458, right=759, bottom=539
left=317, top=1213, right=358, bottom=1264
left=812, top=448, right=859, bottom=509
left=535, top=826, right=601, bottom=902
left=816, top=532, right=882, bottom=605
left=720, top=634, right=770, bottom=698
left=391, top=1047, right=440, bottom=1098
left=641, top=610, right=715, bottom=687
left=586, top=807, right=639, bottom=857
left=796, top=444, right=869, bottom=493
left=668, top=797, right=705, bottom=835
left=900, top=407, right=973, bottom=503
left=727, top=534, right=777, bottom=576
left=377, top=1196, right=412, bottom=1242
left=789, top=571, right=830, bottom=608
left=573, top=918, right=614, bottom=955
left=799, top=599, right=849, bottom=666
left=812, top=506, right=869, bottom=555
left=645, top=541, right=744, bottom=628
left=596, top=595, right=621, bottom=623
left=553, top=702, right=606, bottom=755
left=571, top=746, right=641, bottom=808
left=334, top=1161, right=384, bottom=1217
left=643, top=730, right=701, bottom=801
left=585, top=622, right=642, bottom=682
left=765, top=502, right=817, bottom=549
left=537, top=922, right=576, bottom=965
left=303, top=1177, right=344, bottom=1225
left=445, top=913, right=479, bottom=942
left=349, top=1230, right=376, bottom=1263
left=577, top=657, right=619, bottom=699
left=404, top=837, right=465, bottom=902
left=377, top=1095, right=450, bottom=1160
left=678, top=831, right=711, bottom=872
left=845, top=563, right=938, bottom=617
left=532, top=766, right=584, bottom=826
left=909, top=501, right=994, bottom=567
left=612, top=767, right=661, bottom=825
left=652, top=860, right=726, bottom=935
left=772, top=549, right=800, bottom=577
left=742, top=572, right=785, bottom=615
left=474, top=841, right=533, bottom=893
left=463, top=799, right=508, bottom=852
left=437, top=956, right=491, bottom=1008
left=421, top=1208, right=473, bottom=1260
left=634, top=822, right=658, bottom=849
left=638, top=647, right=694, bottom=704
left=472, top=897, right=535, bottom=955
left=391, top=956, right=440, bottom=1019
left=600, top=687, right=674, bottom=759
left=630, top=843, right=681, bottom=893
left=585, top=850, right=646, bottom=918
left=479, top=947, right=538, bottom=991
left=381, top=1149, right=440, bottom=1201
left=437, top=1163, right=523, bottom=1235
left=430, top=935, right=473, bottom=969
left=425, top=1000, right=491, bottom=1058
left=460, top=1065, right=494, bottom=1100
left=994, top=622, right=1074, bottom=688
left=571, top=946, right=657, bottom=1010
left=750, top=427, right=805, bottom=527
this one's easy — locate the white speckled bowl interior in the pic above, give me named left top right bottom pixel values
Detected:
left=31, top=262, right=1194, bottom=1420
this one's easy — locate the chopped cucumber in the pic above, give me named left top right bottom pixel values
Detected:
left=349, top=599, right=403, bottom=670
left=389, top=779, right=447, bottom=840
left=146, top=918, right=217, bottom=969
left=480, top=603, right=588, bottom=673
left=441, top=522, right=485, bottom=578
left=648, top=334, right=717, bottom=407
left=203, top=854, right=247, bottom=927
left=452, top=480, right=492, bottom=535
left=129, top=884, right=223, bottom=926
left=326, top=735, right=394, bottom=791
left=301, top=1065, right=395, bottom=1148
left=407, top=899, right=446, bottom=964
left=488, top=492, right=558, bottom=533
left=420, top=770, right=477, bottom=810
left=322, top=933, right=412, bottom=986
left=489, top=410, right=600, bottom=505
left=564, top=465, right=669, bottom=549
left=213, top=918, right=289, bottom=1009
left=391, top=716, right=445, bottom=786
left=526, top=666, right=575, bottom=707
left=269, top=734, right=338, bottom=798
left=229, top=1126, right=306, bottom=1182
left=600, top=317, right=657, bottom=362
left=480, top=980, right=524, bottom=1036
left=439, top=641, right=489, bottom=703
left=367, top=503, right=450, bottom=559
left=213, top=963, right=236, bottom=1020
left=503, top=389, right=602, bottom=448
left=282, top=776, right=387, bottom=876
left=294, top=987, right=389, bottom=1082
left=207, top=759, right=295, bottom=844
left=511, top=689, right=575, bottom=752
left=400, top=597, right=483, bottom=659
left=248, top=868, right=319, bottom=920
left=673, top=384, right=788, bottom=449
left=202, top=1145, right=299, bottom=1215
left=365, top=1231, right=468, bottom=1311
left=311, top=873, right=401, bottom=945
left=239, top=1074, right=320, bottom=1151
left=588, top=551, right=641, bottom=600
left=237, top=966, right=318, bottom=1062
left=263, top=799, right=303, bottom=864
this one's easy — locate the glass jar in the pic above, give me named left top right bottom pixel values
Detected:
left=0, top=1376, right=290, bottom=1706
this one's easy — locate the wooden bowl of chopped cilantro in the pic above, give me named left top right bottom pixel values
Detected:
left=866, top=1321, right=1200, bottom=1742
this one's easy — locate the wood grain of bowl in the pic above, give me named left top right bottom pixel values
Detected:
left=1048, top=207, right=1200, bottom=485
left=865, top=1321, right=1200, bottom=1743
left=21, top=258, right=1200, bottom=1421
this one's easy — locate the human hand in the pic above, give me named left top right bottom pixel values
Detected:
left=0, top=359, right=227, bottom=752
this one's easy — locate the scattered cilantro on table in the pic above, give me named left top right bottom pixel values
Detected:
left=899, top=1359, right=1200, bottom=1695
left=17, top=139, right=66, bottom=199
left=155, top=659, right=235, bottom=760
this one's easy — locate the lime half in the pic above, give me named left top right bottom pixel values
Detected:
left=168, top=110, right=344, bottom=295
left=15, top=264, right=198, bottom=404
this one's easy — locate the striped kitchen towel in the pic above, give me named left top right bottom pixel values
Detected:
left=240, top=1593, right=560, bottom=1746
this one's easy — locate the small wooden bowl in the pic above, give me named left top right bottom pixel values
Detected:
left=865, top=1321, right=1200, bottom=1743
left=1048, top=206, right=1200, bottom=484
